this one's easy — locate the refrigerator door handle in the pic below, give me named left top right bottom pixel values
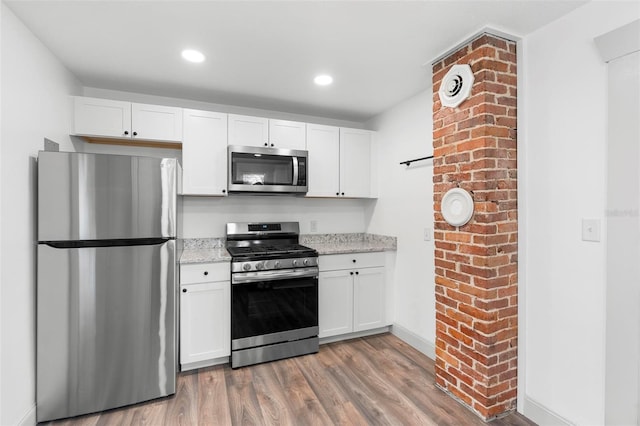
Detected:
left=41, top=238, right=173, bottom=249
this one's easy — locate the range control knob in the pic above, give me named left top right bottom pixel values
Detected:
left=303, top=258, right=309, bottom=266
left=255, top=262, right=264, bottom=270
left=242, top=263, right=252, bottom=272
left=292, top=259, right=298, bottom=267
left=274, top=260, right=281, bottom=268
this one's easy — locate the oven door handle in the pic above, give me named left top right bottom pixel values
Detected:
left=232, top=267, right=318, bottom=284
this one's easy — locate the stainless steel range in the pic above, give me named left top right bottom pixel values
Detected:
left=226, top=222, right=319, bottom=368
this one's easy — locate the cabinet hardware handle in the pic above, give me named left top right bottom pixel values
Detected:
left=124, top=131, right=129, bottom=135
left=350, top=271, right=354, bottom=275
left=341, top=192, right=345, bottom=196
left=222, top=189, right=226, bottom=193
left=133, top=131, right=138, bottom=136
left=336, top=192, right=340, bottom=196
left=352, top=259, right=356, bottom=263
left=264, top=143, right=268, bottom=146
left=270, top=143, right=274, bottom=147
left=204, top=271, right=208, bottom=276
left=355, top=271, right=359, bottom=275
left=182, top=288, right=187, bottom=293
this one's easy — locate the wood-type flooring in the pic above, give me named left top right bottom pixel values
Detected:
left=44, top=333, right=535, bottom=426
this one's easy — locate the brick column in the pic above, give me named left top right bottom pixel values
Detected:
left=432, top=33, right=518, bottom=420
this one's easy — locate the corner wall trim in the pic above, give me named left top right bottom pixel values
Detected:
left=427, top=25, right=522, bottom=66
left=523, top=396, right=574, bottom=426
left=595, top=19, right=640, bottom=63
left=391, top=323, right=436, bottom=360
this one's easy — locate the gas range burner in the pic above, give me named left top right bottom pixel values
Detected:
left=226, top=222, right=319, bottom=276
left=226, top=244, right=316, bottom=258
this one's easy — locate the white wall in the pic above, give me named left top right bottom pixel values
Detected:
left=522, top=2, right=640, bottom=425
left=0, top=4, right=81, bottom=425
left=366, top=89, right=435, bottom=356
left=182, top=196, right=370, bottom=238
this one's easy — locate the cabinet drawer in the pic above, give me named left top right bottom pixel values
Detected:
left=319, top=252, right=385, bottom=272
left=180, top=262, right=229, bottom=284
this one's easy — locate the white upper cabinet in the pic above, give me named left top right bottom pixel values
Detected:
left=71, top=96, right=182, bottom=143
left=72, top=97, right=131, bottom=139
left=268, top=119, right=306, bottom=150
left=306, top=124, right=340, bottom=197
left=227, top=114, right=269, bottom=147
left=306, top=125, right=374, bottom=198
left=228, top=114, right=305, bottom=150
left=131, top=103, right=183, bottom=142
left=339, top=128, right=373, bottom=198
left=182, top=109, right=228, bottom=196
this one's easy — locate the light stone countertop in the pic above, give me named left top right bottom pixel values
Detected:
left=179, top=248, right=231, bottom=264
left=301, top=233, right=396, bottom=255
left=179, top=233, right=396, bottom=264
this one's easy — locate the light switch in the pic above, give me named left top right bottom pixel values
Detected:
left=310, top=220, right=318, bottom=233
left=424, top=227, right=432, bottom=241
left=582, top=218, right=601, bottom=242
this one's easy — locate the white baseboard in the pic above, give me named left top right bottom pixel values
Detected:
left=524, top=396, right=573, bottom=426
left=390, top=323, right=436, bottom=360
left=180, top=356, right=229, bottom=372
left=18, top=404, right=36, bottom=426
left=319, top=326, right=391, bottom=345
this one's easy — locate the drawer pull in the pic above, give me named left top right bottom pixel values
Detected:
left=204, top=271, right=208, bottom=276
left=182, top=288, right=187, bottom=293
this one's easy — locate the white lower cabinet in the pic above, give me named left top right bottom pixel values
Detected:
left=180, top=262, right=230, bottom=370
left=318, top=253, right=386, bottom=339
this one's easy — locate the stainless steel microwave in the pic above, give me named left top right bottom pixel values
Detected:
left=227, top=145, right=308, bottom=194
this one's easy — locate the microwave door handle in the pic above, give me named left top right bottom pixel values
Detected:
left=292, top=156, right=299, bottom=185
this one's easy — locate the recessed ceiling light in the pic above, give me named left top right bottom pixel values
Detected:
left=181, top=49, right=205, bottom=63
left=314, top=75, right=333, bottom=86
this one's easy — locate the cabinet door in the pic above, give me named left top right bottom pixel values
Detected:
left=306, top=124, right=340, bottom=197
left=269, top=119, right=306, bottom=150
left=182, top=109, right=228, bottom=196
left=228, top=114, right=269, bottom=147
left=353, top=267, right=385, bottom=332
left=72, top=96, right=131, bottom=138
left=318, top=270, right=353, bottom=338
left=131, top=103, right=183, bottom=142
left=180, top=281, right=230, bottom=365
left=340, top=128, right=372, bottom=198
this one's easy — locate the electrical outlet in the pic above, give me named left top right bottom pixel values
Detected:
left=424, top=227, right=432, bottom=241
left=582, top=218, right=601, bottom=242
left=310, top=220, right=318, bottom=233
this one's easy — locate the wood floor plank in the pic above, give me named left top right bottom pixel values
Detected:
left=315, top=342, right=400, bottom=424
left=293, top=352, right=369, bottom=426
left=49, top=333, right=536, bottom=426
left=164, top=369, right=198, bottom=425
left=329, top=339, right=439, bottom=426
left=224, top=364, right=265, bottom=425
left=270, top=356, right=333, bottom=425
left=250, top=361, right=298, bottom=425
left=353, top=336, right=482, bottom=425
left=196, top=365, right=231, bottom=425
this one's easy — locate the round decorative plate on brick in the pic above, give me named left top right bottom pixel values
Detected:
left=441, top=188, right=474, bottom=227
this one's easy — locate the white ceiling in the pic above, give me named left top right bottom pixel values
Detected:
left=5, top=0, right=586, bottom=122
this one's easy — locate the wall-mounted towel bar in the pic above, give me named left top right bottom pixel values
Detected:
left=400, top=155, right=433, bottom=166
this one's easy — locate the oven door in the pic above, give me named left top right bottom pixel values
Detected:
left=231, top=271, right=318, bottom=351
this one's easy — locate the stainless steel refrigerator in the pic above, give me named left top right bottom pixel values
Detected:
left=36, top=151, right=178, bottom=423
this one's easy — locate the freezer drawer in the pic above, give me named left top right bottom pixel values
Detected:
left=38, top=151, right=177, bottom=241
left=36, top=240, right=177, bottom=422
